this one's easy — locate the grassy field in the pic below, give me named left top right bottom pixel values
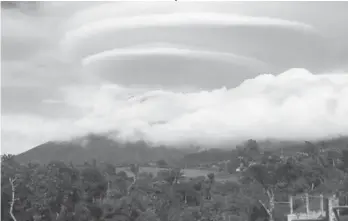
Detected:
left=116, top=166, right=239, bottom=182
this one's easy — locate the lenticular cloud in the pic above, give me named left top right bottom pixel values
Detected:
left=62, top=68, right=348, bottom=145
left=61, top=8, right=322, bottom=80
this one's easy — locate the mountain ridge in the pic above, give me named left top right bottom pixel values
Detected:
left=15, top=133, right=348, bottom=166
left=15, top=133, right=195, bottom=165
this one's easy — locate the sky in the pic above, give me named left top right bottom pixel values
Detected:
left=1, top=1, right=348, bottom=154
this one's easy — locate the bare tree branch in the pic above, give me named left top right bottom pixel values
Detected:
left=9, top=177, right=18, bottom=221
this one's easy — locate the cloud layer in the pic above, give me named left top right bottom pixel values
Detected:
left=2, top=69, right=348, bottom=153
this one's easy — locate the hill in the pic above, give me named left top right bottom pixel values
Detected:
left=182, top=136, right=348, bottom=166
left=15, top=134, right=194, bottom=165
left=15, top=134, right=348, bottom=166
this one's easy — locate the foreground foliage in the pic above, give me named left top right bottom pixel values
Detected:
left=1, top=140, right=348, bottom=221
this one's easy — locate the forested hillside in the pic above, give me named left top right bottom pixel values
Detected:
left=182, top=137, right=348, bottom=167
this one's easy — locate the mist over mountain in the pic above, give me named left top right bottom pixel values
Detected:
left=15, top=132, right=348, bottom=166
left=15, top=133, right=196, bottom=165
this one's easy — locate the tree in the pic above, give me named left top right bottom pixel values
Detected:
left=1, top=154, right=16, bottom=162
left=240, top=156, right=303, bottom=221
left=304, top=141, right=326, bottom=166
left=239, top=139, right=261, bottom=161
left=342, top=149, right=348, bottom=171
left=157, top=168, right=184, bottom=186
left=156, top=160, right=168, bottom=168
left=128, top=164, right=140, bottom=195
left=8, top=177, right=18, bottom=221
left=3, top=139, right=347, bottom=221
left=202, top=173, right=215, bottom=200
left=326, top=150, right=341, bottom=167
left=225, top=158, right=240, bottom=174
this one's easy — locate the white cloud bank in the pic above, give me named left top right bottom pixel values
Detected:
left=2, top=68, right=347, bottom=153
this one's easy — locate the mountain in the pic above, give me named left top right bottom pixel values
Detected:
left=15, top=133, right=348, bottom=166
left=15, top=134, right=195, bottom=165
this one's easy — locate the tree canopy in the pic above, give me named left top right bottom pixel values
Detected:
left=1, top=139, right=348, bottom=221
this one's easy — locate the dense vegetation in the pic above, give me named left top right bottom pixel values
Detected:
left=1, top=139, right=348, bottom=221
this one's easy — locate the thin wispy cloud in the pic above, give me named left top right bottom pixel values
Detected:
left=82, top=46, right=269, bottom=69
left=63, top=12, right=316, bottom=44
left=1, top=2, right=348, bottom=154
